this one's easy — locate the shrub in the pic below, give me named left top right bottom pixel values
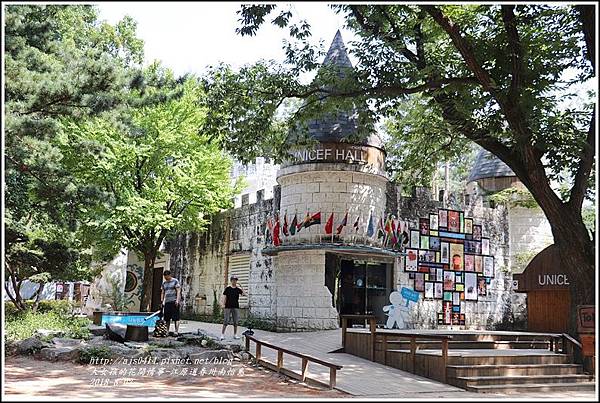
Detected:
left=5, top=310, right=91, bottom=343
left=78, top=346, right=112, bottom=364
left=240, top=314, right=276, bottom=332
left=4, top=300, right=73, bottom=318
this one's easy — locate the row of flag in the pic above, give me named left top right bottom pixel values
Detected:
left=265, top=211, right=410, bottom=248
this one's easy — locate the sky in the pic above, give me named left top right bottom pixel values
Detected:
left=95, top=2, right=358, bottom=77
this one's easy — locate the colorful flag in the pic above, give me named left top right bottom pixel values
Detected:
left=273, top=215, right=281, bottom=246
left=336, top=211, right=348, bottom=235
left=290, top=213, right=298, bottom=235
left=282, top=212, right=289, bottom=236
left=390, top=217, right=398, bottom=246
left=324, top=212, right=334, bottom=235
left=366, top=213, right=375, bottom=237
left=265, top=216, right=273, bottom=243
left=304, top=212, right=321, bottom=228
left=377, top=215, right=385, bottom=239
left=297, top=212, right=310, bottom=232
left=353, top=215, right=360, bottom=232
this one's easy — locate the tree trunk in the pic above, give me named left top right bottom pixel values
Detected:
left=31, top=282, right=46, bottom=313
left=444, top=160, right=450, bottom=207
left=139, top=250, right=157, bottom=312
left=5, top=264, right=26, bottom=311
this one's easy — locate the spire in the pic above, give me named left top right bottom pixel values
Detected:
left=323, top=30, right=353, bottom=68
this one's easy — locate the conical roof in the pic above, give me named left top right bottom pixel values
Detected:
left=292, top=30, right=384, bottom=150
left=468, top=148, right=516, bottom=182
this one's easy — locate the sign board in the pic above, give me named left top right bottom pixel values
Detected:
left=513, top=245, right=574, bottom=292
left=577, top=305, right=595, bottom=334
left=284, top=142, right=386, bottom=172
left=400, top=287, right=420, bottom=306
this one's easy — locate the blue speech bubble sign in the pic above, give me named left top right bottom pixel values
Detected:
left=401, top=287, right=420, bottom=307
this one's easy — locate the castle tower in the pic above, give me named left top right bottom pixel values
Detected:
left=266, top=31, right=393, bottom=331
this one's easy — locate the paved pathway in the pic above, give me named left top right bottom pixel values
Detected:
left=177, top=320, right=596, bottom=399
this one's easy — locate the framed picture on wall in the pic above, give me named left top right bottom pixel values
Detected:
left=474, top=255, right=483, bottom=273
left=482, top=238, right=490, bottom=255
left=465, top=272, right=478, bottom=300
left=429, top=213, right=439, bottom=230
left=443, top=271, right=455, bottom=291
left=441, top=242, right=449, bottom=263
left=429, top=236, right=441, bottom=251
left=464, top=218, right=473, bottom=234
left=419, top=218, right=430, bottom=235
left=450, top=243, right=464, bottom=271
left=464, top=254, right=474, bottom=272
left=473, top=225, right=482, bottom=240
left=438, top=209, right=448, bottom=229
left=434, top=282, right=443, bottom=299
left=415, top=273, right=425, bottom=292
left=425, top=282, right=434, bottom=298
left=448, top=211, right=460, bottom=232
left=410, top=230, right=420, bottom=249
left=420, top=235, right=430, bottom=250
left=478, top=277, right=487, bottom=295
left=483, top=256, right=495, bottom=277
left=405, top=249, right=418, bottom=271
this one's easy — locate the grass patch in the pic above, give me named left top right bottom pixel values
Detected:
left=5, top=310, right=91, bottom=343
left=78, top=346, right=112, bottom=364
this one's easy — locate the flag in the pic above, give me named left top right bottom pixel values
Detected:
left=282, top=212, right=289, bottom=236
left=390, top=217, right=398, bottom=246
left=297, top=212, right=310, bottom=232
left=304, top=212, right=321, bottom=228
left=377, top=215, right=385, bottom=239
left=353, top=215, right=360, bottom=232
left=324, top=212, right=334, bottom=234
left=273, top=215, right=281, bottom=246
left=366, top=213, right=375, bottom=237
left=336, top=211, right=348, bottom=235
left=290, top=213, right=298, bottom=235
left=265, top=216, right=273, bottom=243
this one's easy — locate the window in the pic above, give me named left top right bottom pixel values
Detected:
left=228, top=254, right=250, bottom=308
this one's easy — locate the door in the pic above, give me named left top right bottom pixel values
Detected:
left=527, top=290, right=570, bottom=333
left=151, top=267, right=164, bottom=312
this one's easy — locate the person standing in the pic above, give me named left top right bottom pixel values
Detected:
left=161, top=270, right=181, bottom=337
left=221, top=275, right=244, bottom=340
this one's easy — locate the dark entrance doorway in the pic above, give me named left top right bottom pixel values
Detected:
left=151, top=267, right=164, bottom=312
left=337, top=259, right=392, bottom=325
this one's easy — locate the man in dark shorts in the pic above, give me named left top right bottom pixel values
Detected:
left=161, top=270, right=181, bottom=336
left=220, top=275, right=244, bottom=340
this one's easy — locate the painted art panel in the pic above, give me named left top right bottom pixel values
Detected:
left=419, top=218, right=430, bottom=235
left=410, top=230, right=420, bottom=249
left=484, top=256, right=494, bottom=277
left=429, top=236, right=441, bottom=251
left=482, top=238, right=490, bottom=255
left=464, top=218, right=473, bottom=234
left=434, top=282, right=443, bottom=299
left=420, top=235, right=429, bottom=250
left=473, top=225, right=482, bottom=241
left=464, top=254, right=474, bottom=272
left=448, top=211, right=460, bottom=232
left=441, top=242, right=449, bottom=263
left=438, top=209, right=448, bottom=228
left=443, top=271, right=455, bottom=291
left=478, top=277, right=487, bottom=295
left=474, top=255, right=483, bottom=273
left=425, top=282, right=434, bottom=299
left=465, top=272, right=478, bottom=300
left=405, top=249, right=418, bottom=271
left=429, top=213, right=439, bottom=230
left=415, top=273, right=425, bottom=292
left=450, top=243, right=464, bottom=271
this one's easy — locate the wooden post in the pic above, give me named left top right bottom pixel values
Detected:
left=301, top=358, right=309, bottom=382
left=442, top=339, right=449, bottom=383
left=549, top=337, right=554, bottom=352
left=383, top=334, right=388, bottom=366
left=329, top=367, right=337, bottom=389
left=245, top=336, right=250, bottom=352
left=256, top=343, right=262, bottom=361
left=341, top=317, right=347, bottom=348
left=369, top=317, right=376, bottom=362
left=277, top=350, right=284, bottom=372
left=410, top=337, right=416, bottom=372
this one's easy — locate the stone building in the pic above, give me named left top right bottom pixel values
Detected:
left=88, top=32, right=554, bottom=332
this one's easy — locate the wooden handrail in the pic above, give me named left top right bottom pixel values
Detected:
left=340, top=314, right=377, bottom=360
left=375, top=330, right=453, bottom=341
left=245, top=335, right=342, bottom=389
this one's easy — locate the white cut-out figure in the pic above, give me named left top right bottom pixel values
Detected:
left=383, top=291, right=410, bottom=329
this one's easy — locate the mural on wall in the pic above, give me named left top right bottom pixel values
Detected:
left=124, top=263, right=144, bottom=311
left=383, top=287, right=420, bottom=329
left=403, top=209, right=494, bottom=326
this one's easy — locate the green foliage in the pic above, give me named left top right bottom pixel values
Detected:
left=5, top=299, right=74, bottom=317
left=582, top=205, right=596, bottom=238
left=487, top=187, right=539, bottom=209
left=211, top=289, right=222, bottom=321
left=78, top=346, right=112, bottom=364
left=4, top=5, right=147, bottom=298
left=5, top=310, right=91, bottom=342
left=240, top=314, right=277, bottom=332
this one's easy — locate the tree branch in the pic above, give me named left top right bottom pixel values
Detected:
left=568, top=106, right=596, bottom=210
left=576, top=5, right=595, bottom=73
left=501, top=5, right=524, bottom=102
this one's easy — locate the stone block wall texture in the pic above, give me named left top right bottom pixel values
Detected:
left=277, top=164, right=388, bottom=245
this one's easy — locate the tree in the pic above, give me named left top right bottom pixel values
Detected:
left=4, top=5, right=146, bottom=310
left=57, top=78, right=242, bottom=311
left=202, top=5, right=595, bottom=330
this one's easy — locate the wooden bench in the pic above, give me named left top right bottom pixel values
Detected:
left=245, top=335, right=342, bottom=389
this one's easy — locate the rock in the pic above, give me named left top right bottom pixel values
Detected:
left=86, top=336, right=121, bottom=347
left=226, top=344, right=242, bottom=353
left=52, top=337, right=84, bottom=347
left=147, top=348, right=184, bottom=362
left=239, top=351, right=251, bottom=361
left=123, top=341, right=147, bottom=349
left=39, top=346, right=81, bottom=362
left=17, top=337, right=49, bottom=354
left=107, top=345, right=138, bottom=358
left=89, top=325, right=106, bottom=337
left=188, top=349, right=234, bottom=363
left=149, top=339, right=185, bottom=348
left=34, top=329, right=64, bottom=339
left=178, top=335, right=205, bottom=346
